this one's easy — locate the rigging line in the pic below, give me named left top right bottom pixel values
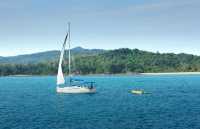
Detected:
left=62, top=29, right=68, bottom=85
left=68, top=22, right=71, bottom=85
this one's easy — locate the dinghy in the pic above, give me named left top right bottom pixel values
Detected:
left=131, top=90, right=145, bottom=95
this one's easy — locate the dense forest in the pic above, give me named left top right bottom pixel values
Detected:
left=1, top=48, right=200, bottom=76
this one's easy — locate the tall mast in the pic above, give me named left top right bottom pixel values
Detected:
left=68, top=22, right=71, bottom=79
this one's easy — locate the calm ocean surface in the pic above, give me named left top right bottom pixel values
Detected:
left=0, top=75, right=200, bottom=129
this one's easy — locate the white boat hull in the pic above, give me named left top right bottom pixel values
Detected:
left=56, top=86, right=96, bottom=94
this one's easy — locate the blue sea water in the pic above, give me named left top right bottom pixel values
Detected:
left=0, top=75, right=200, bottom=129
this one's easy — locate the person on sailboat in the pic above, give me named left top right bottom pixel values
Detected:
left=89, top=82, right=95, bottom=89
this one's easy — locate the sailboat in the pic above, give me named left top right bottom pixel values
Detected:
left=56, top=23, right=96, bottom=93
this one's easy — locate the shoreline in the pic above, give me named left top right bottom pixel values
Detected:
left=4, top=72, right=200, bottom=77
left=140, top=72, right=200, bottom=75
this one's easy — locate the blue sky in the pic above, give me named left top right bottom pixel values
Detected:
left=0, top=0, right=200, bottom=56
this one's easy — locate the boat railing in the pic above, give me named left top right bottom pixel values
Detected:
left=70, top=78, right=96, bottom=88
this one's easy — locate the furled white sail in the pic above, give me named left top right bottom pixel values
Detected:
left=57, top=33, right=68, bottom=85
left=57, top=64, right=65, bottom=85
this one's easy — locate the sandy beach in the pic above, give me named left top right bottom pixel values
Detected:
left=141, top=72, right=200, bottom=75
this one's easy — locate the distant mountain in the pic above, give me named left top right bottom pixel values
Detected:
left=0, top=47, right=104, bottom=64
left=72, top=47, right=104, bottom=54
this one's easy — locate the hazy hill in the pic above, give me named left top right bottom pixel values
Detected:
left=0, top=47, right=104, bottom=64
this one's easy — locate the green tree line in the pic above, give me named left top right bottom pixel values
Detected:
left=1, top=48, right=200, bottom=76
